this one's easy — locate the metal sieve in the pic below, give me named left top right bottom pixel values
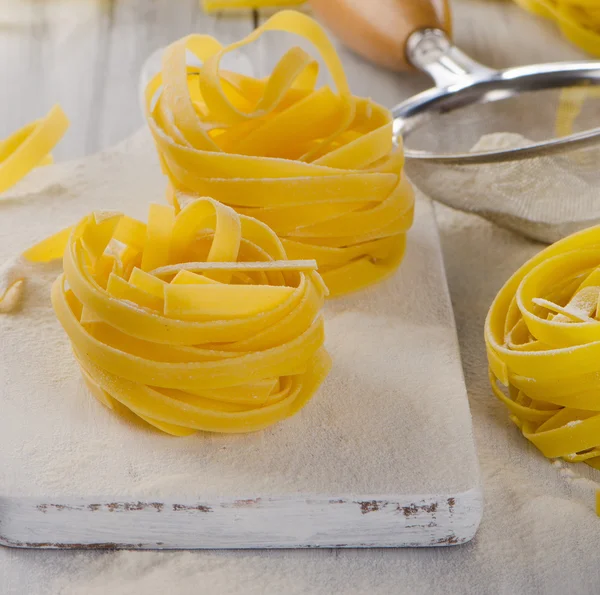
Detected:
left=310, top=0, right=600, bottom=242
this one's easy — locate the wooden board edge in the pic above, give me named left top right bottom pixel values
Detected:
left=0, top=487, right=482, bottom=550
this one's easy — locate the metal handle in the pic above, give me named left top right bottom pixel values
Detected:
left=406, top=29, right=496, bottom=87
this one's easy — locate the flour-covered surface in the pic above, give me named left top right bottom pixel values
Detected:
left=6, top=178, right=600, bottom=592
left=0, top=130, right=480, bottom=548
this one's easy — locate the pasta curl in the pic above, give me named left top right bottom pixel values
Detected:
left=0, top=105, right=68, bottom=194
left=486, top=225, right=600, bottom=468
left=26, top=197, right=331, bottom=436
left=145, top=10, right=414, bottom=297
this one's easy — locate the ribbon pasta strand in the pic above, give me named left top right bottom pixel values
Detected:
left=25, top=197, right=331, bottom=436
left=486, top=224, right=600, bottom=469
left=0, top=105, right=68, bottom=311
left=145, top=10, right=414, bottom=297
left=0, top=105, right=69, bottom=194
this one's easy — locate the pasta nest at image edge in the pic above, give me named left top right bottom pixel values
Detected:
left=26, top=197, right=331, bottom=436
left=145, top=10, right=414, bottom=298
left=486, top=225, right=600, bottom=467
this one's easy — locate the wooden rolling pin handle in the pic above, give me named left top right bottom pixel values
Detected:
left=308, top=0, right=452, bottom=72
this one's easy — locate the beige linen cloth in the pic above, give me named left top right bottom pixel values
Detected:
left=2, top=154, right=600, bottom=595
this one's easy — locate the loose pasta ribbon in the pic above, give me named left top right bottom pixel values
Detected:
left=25, top=197, right=331, bottom=436
left=145, top=10, right=414, bottom=297
left=514, top=0, right=600, bottom=57
left=486, top=224, right=600, bottom=469
left=0, top=105, right=69, bottom=194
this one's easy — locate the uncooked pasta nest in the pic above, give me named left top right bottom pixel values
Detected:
left=514, top=0, right=600, bottom=57
left=486, top=225, right=600, bottom=468
left=25, top=197, right=331, bottom=436
left=145, top=10, right=414, bottom=298
left=0, top=105, right=68, bottom=194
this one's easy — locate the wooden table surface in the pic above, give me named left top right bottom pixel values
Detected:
left=0, top=0, right=587, bottom=162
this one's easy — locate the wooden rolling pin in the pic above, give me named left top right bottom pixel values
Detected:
left=308, top=0, right=452, bottom=71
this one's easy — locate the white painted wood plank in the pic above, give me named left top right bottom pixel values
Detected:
left=0, top=490, right=481, bottom=549
left=95, top=0, right=255, bottom=151
left=0, top=0, right=255, bottom=160
left=0, top=0, right=105, bottom=160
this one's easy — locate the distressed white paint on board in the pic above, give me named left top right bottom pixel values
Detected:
left=0, top=491, right=481, bottom=549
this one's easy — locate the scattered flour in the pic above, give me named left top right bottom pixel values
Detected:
left=2, top=130, right=600, bottom=594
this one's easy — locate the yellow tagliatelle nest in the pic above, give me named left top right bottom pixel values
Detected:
left=0, top=105, right=68, bottom=194
left=26, top=197, right=331, bottom=436
left=514, top=0, right=600, bottom=56
left=486, top=225, right=600, bottom=468
left=145, top=10, right=414, bottom=298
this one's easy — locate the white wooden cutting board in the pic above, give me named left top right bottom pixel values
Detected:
left=0, top=131, right=481, bottom=549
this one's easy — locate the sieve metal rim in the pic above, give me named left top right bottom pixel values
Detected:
left=393, top=29, right=600, bottom=165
